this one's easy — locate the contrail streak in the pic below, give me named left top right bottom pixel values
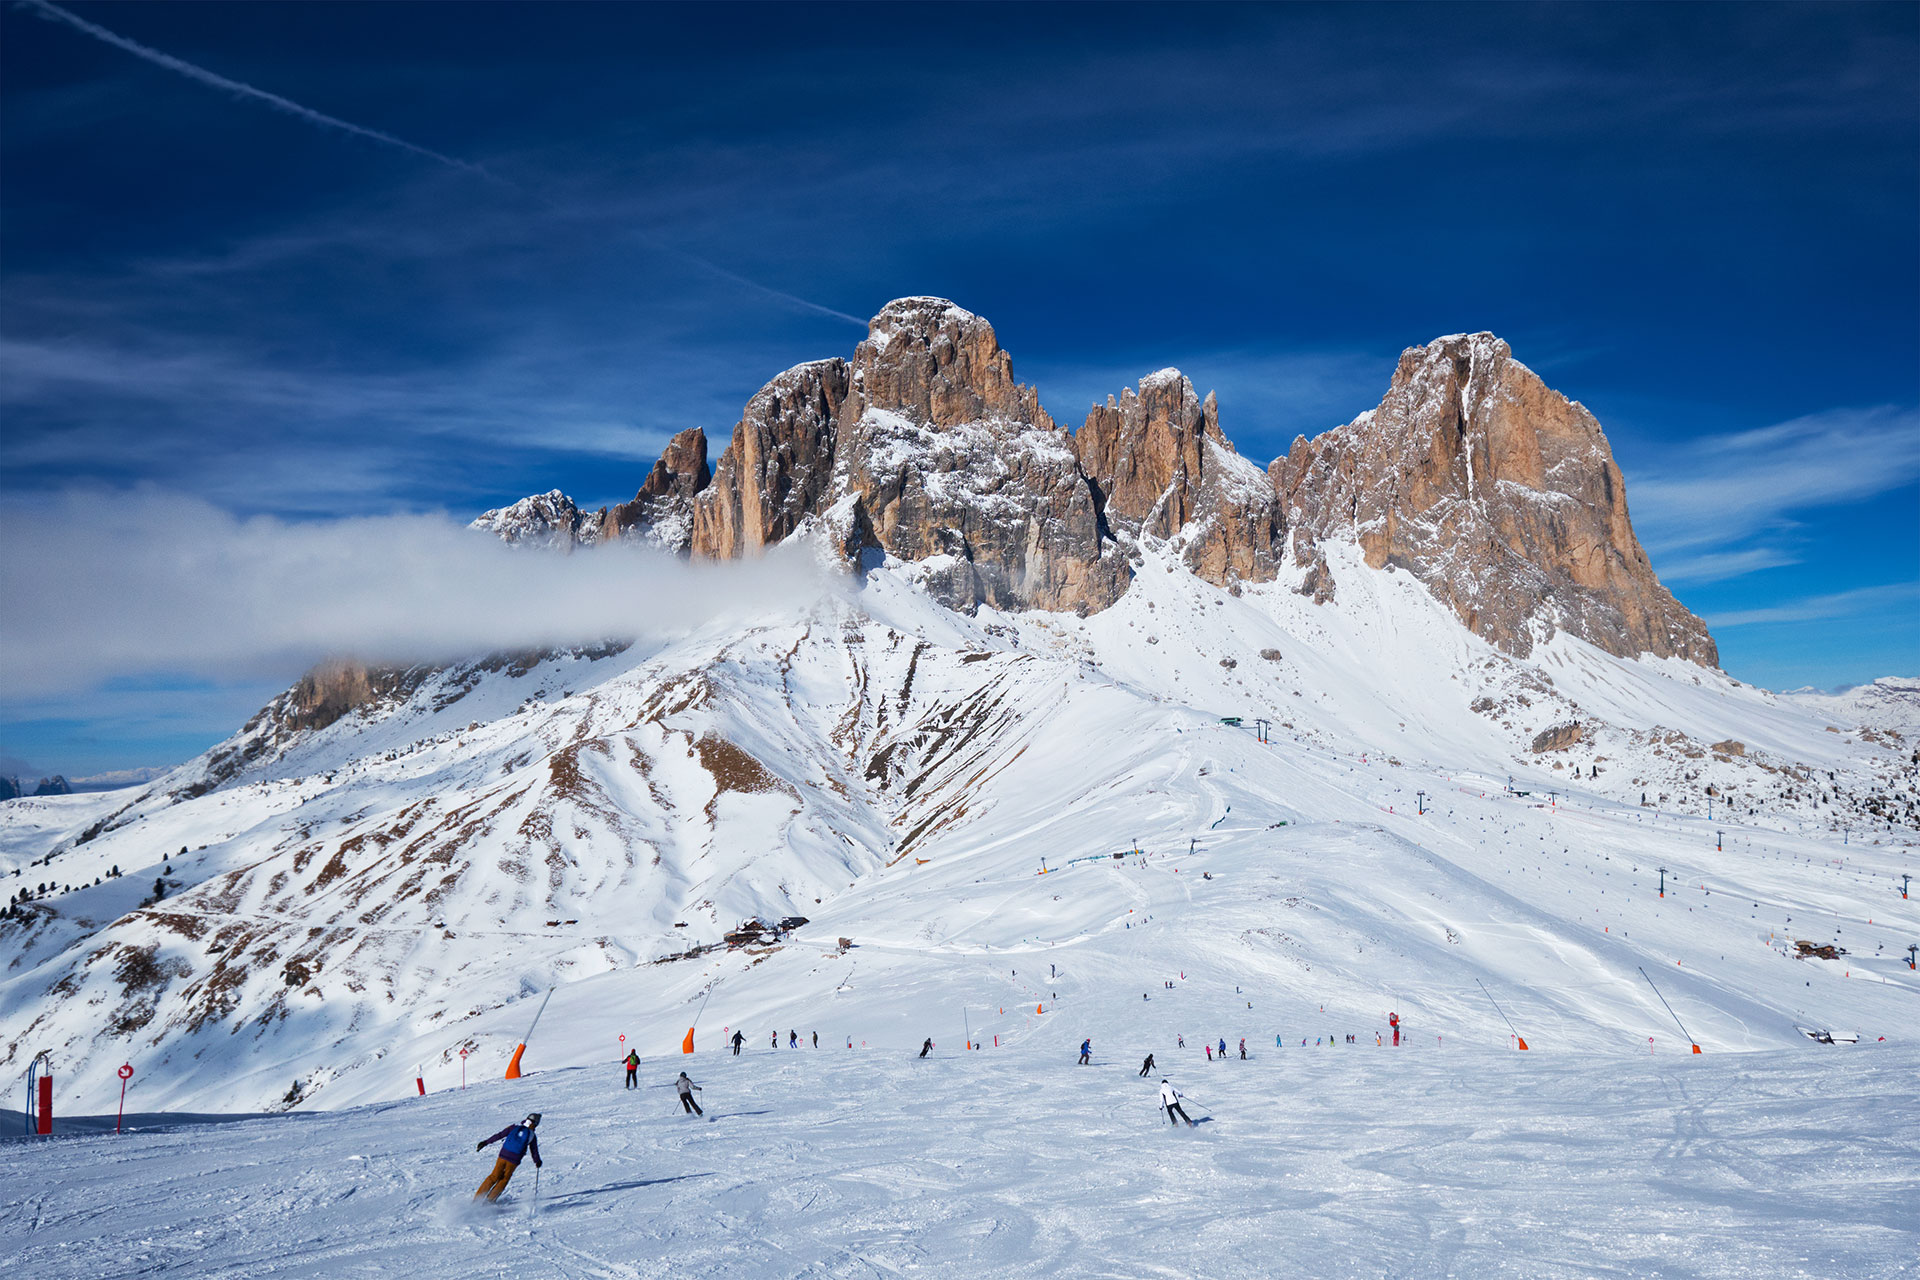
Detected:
left=19, top=0, right=867, bottom=328
left=18, top=0, right=503, bottom=182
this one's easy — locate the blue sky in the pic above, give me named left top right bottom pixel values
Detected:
left=2, top=1, right=1915, bottom=777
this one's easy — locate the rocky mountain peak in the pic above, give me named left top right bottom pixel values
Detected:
left=474, top=308, right=1714, bottom=667
left=1075, top=369, right=1281, bottom=587
left=852, top=296, right=1048, bottom=430
left=605, top=425, right=711, bottom=553
left=470, top=490, right=598, bottom=550
left=1275, top=332, right=1717, bottom=664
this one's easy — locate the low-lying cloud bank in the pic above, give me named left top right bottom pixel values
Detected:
left=1, top=490, right=835, bottom=699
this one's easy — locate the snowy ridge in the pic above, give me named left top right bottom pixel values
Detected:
left=4, top=533, right=1914, bottom=1121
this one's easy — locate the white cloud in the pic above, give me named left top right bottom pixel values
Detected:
left=1705, top=581, right=1920, bottom=629
left=1629, top=405, right=1920, bottom=556
left=0, top=490, right=835, bottom=699
left=1652, top=545, right=1801, bottom=586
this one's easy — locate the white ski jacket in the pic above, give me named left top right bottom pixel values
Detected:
left=1159, top=1083, right=1180, bottom=1107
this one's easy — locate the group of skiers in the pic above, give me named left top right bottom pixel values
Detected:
left=727, top=1029, right=820, bottom=1054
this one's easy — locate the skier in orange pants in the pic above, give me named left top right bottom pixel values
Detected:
left=474, top=1113, right=542, bottom=1201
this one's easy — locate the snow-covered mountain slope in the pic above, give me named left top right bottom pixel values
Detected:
left=5, top=536, right=1914, bottom=1118
left=9, top=1039, right=1918, bottom=1279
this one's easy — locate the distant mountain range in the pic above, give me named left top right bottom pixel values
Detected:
left=4, top=299, right=1912, bottom=1114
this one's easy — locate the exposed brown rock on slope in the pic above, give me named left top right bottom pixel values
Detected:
left=603, top=426, right=711, bottom=552
left=691, top=359, right=850, bottom=561
left=1273, top=333, right=1717, bottom=664
left=1076, top=369, right=1282, bottom=586
left=829, top=298, right=1128, bottom=614
left=484, top=303, right=1714, bottom=665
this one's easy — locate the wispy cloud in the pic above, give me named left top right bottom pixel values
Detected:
left=17, top=0, right=503, bottom=181
left=1628, top=406, right=1920, bottom=586
left=15, top=0, right=868, bottom=331
left=1654, top=545, right=1802, bottom=586
left=0, top=489, right=837, bottom=700
left=1706, top=580, right=1920, bottom=629
left=1631, top=406, right=1920, bottom=553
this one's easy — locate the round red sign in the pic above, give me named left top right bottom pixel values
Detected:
left=118, top=1063, right=133, bottom=1080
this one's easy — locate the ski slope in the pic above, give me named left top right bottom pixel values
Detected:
left=3, top=540, right=1915, bottom=1121
left=7, top=1039, right=1918, bottom=1279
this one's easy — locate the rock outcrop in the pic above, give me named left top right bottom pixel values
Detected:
left=1273, top=333, right=1717, bottom=664
left=470, top=490, right=601, bottom=550
left=603, top=426, right=710, bottom=553
left=471, top=307, right=1715, bottom=666
left=691, top=360, right=849, bottom=561
left=1076, top=369, right=1282, bottom=587
left=829, top=299, right=1127, bottom=613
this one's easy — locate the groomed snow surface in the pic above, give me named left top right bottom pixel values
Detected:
left=5, top=541, right=1918, bottom=1276
left=8, top=1041, right=1917, bottom=1278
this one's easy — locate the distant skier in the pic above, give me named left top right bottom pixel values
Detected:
left=770, top=1030, right=777, bottom=1050
left=1159, top=1080, right=1193, bottom=1127
left=731, top=1030, right=744, bottom=1056
left=1217, top=1038, right=1227, bottom=1060
left=1205, top=1043, right=1212, bottom=1061
left=473, top=1112, right=542, bottom=1201
left=920, top=1038, right=934, bottom=1058
left=812, top=1031, right=818, bottom=1048
left=1139, top=1053, right=1155, bottom=1077
left=623, top=1049, right=640, bottom=1088
left=1238, top=1038, right=1246, bottom=1060
left=675, top=1071, right=704, bottom=1115
left=1078, top=1039, right=1092, bottom=1065
left=1177, top=1034, right=1185, bottom=1048
left=789, top=1030, right=798, bottom=1048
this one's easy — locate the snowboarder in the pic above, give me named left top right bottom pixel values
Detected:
left=1139, top=1053, right=1156, bottom=1077
left=1159, top=1080, right=1193, bottom=1127
left=1078, top=1039, right=1092, bottom=1065
left=473, top=1113, right=542, bottom=1201
left=675, top=1071, right=704, bottom=1115
left=623, top=1049, right=640, bottom=1088
left=920, top=1037, right=934, bottom=1058
left=731, top=1030, right=744, bottom=1056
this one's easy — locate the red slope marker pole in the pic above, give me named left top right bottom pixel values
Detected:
left=116, top=1063, right=133, bottom=1133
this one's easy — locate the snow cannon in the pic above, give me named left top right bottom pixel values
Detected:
left=505, top=988, right=555, bottom=1082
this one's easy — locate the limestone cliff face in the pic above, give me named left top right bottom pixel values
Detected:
left=690, top=359, right=849, bottom=561
left=470, top=306, right=1715, bottom=666
left=1076, top=369, right=1282, bottom=588
left=829, top=299, right=1128, bottom=614
left=604, top=426, right=710, bottom=553
left=1272, top=333, right=1717, bottom=664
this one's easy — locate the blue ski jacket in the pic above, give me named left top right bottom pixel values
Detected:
left=481, top=1124, right=542, bottom=1167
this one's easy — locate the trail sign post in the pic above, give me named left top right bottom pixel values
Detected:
left=116, top=1063, right=133, bottom=1133
left=459, top=1047, right=468, bottom=1090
